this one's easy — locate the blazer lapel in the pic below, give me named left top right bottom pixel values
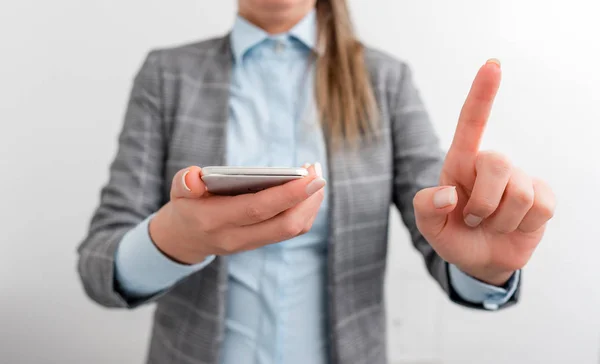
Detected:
left=165, top=35, right=233, bottom=176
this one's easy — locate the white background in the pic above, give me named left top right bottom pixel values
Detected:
left=1, top=1, right=599, bottom=363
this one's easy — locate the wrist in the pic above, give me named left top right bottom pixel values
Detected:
left=457, top=266, right=515, bottom=287
left=149, top=204, right=208, bottom=265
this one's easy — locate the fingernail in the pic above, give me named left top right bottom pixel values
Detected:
left=464, top=214, right=483, bottom=228
left=433, top=187, right=457, bottom=209
left=182, top=170, right=191, bottom=192
left=306, top=177, right=326, bottom=196
left=314, top=162, right=323, bottom=177
left=302, top=163, right=311, bottom=168
left=486, top=58, right=501, bottom=68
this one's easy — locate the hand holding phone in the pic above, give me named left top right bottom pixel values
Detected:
left=148, top=164, right=326, bottom=265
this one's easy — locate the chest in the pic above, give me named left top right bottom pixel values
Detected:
left=227, top=48, right=321, bottom=169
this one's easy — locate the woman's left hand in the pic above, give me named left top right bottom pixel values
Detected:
left=413, top=59, right=556, bottom=287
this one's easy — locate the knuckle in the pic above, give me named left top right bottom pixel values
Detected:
left=305, top=218, right=317, bottom=232
left=511, top=187, right=535, bottom=208
left=476, top=151, right=492, bottom=166
left=532, top=176, right=549, bottom=188
left=219, top=237, right=240, bottom=255
left=532, top=179, right=557, bottom=220
left=300, top=224, right=311, bottom=235
left=281, top=217, right=305, bottom=238
left=536, top=200, right=556, bottom=220
left=197, top=215, right=216, bottom=232
left=490, top=159, right=512, bottom=177
left=301, top=217, right=317, bottom=235
left=478, top=151, right=512, bottom=176
left=244, top=204, right=265, bottom=222
left=469, top=197, right=498, bottom=216
left=493, top=225, right=515, bottom=235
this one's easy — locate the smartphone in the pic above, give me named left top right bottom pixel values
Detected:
left=201, top=166, right=309, bottom=196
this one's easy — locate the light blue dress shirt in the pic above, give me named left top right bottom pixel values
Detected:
left=114, top=10, right=520, bottom=364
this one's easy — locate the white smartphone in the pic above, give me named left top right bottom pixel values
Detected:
left=201, top=166, right=309, bottom=196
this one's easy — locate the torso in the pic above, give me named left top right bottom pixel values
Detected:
left=221, top=17, right=330, bottom=364
left=149, top=34, right=404, bottom=364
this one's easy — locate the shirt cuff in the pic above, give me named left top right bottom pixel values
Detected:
left=448, top=264, right=520, bottom=311
left=115, top=214, right=215, bottom=299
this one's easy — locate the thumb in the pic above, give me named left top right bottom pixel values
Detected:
left=170, top=166, right=208, bottom=199
left=413, top=186, right=458, bottom=237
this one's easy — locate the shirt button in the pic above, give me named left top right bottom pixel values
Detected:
left=274, top=40, right=285, bottom=53
left=483, top=301, right=500, bottom=311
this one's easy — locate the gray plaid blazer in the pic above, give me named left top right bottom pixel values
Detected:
left=77, top=34, right=518, bottom=364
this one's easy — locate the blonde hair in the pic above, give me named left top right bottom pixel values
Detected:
left=315, top=0, right=377, bottom=144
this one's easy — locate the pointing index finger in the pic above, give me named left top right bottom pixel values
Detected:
left=448, top=59, right=502, bottom=158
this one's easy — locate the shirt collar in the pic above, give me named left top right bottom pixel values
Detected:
left=230, top=9, right=318, bottom=62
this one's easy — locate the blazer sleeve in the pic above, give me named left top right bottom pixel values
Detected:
left=76, top=51, right=169, bottom=308
left=389, top=61, right=520, bottom=310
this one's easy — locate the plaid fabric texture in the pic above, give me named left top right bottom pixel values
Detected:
left=77, top=35, right=517, bottom=364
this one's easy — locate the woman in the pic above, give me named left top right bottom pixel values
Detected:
left=77, top=0, right=556, bottom=363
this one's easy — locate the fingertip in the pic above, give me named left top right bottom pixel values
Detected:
left=464, top=214, right=483, bottom=228
left=413, top=186, right=455, bottom=237
left=414, top=186, right=456, bottom=211
left=306, top=177, right=326, bottom=196
left=181, top=166, right=207, bottom=197
left=304, top=162, right=324, bottom=179
left=314, top=162, right=323, bottom=177
left=185, top=166, right=203, bottom=185
left=481, top=59, right=503, bottom=80
left=467, top=61, right=502, bottom=106
left=486, top=58, right=501, bottom=69
left=182, top=170, right=192, bottom=192
left=189, top=165, right=203, bottom=176
left=433, top=186, right=458, bottom=209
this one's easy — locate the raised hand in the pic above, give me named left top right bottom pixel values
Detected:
left=413, top=60, right=556, bottom=286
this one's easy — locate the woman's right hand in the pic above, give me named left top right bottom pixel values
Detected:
left=148, top=164, right=327, bottom=265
